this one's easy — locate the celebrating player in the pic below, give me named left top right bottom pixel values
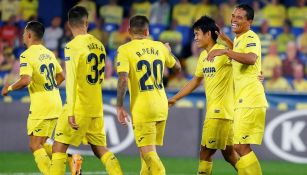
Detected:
left=207, top=4, right=268, bottom=175
left=168, top=16, right=239, bottom=175
left=1, top=21, right=64, bottom=175
left=116, top=15, right=181, bottom=175
left=50, top=6, right=123, bottom=175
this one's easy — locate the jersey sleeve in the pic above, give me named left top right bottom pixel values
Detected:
left=194, top=55, right=204, bottom=77
left=65, top=46, right=78, bottom=116
left=19, top=54, right=33, bottom=76
left=242, top=35, right=261, bottom=57
left=116, top=46, right=129, bottom=73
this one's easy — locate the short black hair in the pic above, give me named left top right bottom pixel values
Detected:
left=129, top=15, right=149, bottom=34
left=192, top=16, right=219, bottom=41
left=26, top=21, right=45, bottom=40
left=236, top=4, right=254, bottom=20
left=68, top=6, right=88, bottom=27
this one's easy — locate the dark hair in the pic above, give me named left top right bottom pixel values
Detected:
left=26, top=21, right=45, bottom=40
left=68, top=6, right=88, bottom=27
left=236, top=4, right=254, bottom=20
left=129, top=15, right=149, bottom=34
left=192, top=16, right=219, bottom=41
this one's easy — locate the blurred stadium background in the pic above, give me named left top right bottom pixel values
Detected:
left=1, top=0, right=307, bottom=174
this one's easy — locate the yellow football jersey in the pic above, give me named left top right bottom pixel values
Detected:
left=19, top=44, right=62, bottom=119
left=116, top=39, right=176, bottom=123
left=232, top=30, right=268, bottom=108
left=65, top=34, right=106, bottom=117
left=195, top=44, right=233, bottom=120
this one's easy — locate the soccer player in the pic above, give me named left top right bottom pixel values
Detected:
left=207, top=4, right=268, bottom=175
left=116, top=15, right=181, bottom=175
left=50, top=6, right=123, bottom=175
left=168, top=16, right=238, bottom=175
left=1, top=21, right=64, bottom=175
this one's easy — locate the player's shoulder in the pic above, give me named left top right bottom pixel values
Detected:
left=244, top=30, right=260, bottom=41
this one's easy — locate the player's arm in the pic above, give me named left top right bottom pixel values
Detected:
left=1, top=75, right=31, bottom=96
left=215, top=27, right=233, bottom=49
left=116, top=47, right=130, bottom=126
left=65, top=48, right=79, bottom=129
left=168, top=76, right=202, bottom=107
left=207, top=49, right=257, bottom=65
left=116, top=72, right=129, bottom=126
left=164, top=43, right=181, bottom=72
left=55, top=71, right=65, bottom=86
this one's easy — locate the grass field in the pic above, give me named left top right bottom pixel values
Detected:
left=0, top=152, right=306, bottom=175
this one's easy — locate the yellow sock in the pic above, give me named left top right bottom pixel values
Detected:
left=235, top=151, right=262, bottom=175
left=43, top=143, right=52, bottom=158
left=143, top=151, right=165, bottom=175
left=50, top=152, right=67, bottom=175
left=140, top=156, right=150, bottom=175
left=101, top=151, right=123, bottom=175
left=33, top=148, right=51, bottom=175
left=198, top=160, right=213, bottom=175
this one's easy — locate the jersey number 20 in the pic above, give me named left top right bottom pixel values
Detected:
left=137, top=59, right=163, bottom=91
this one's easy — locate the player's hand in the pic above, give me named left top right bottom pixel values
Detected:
left=207, top=49, right=226, bottom=62
left=168, top=98, right=176, bottom=107
left=68, top=116, right=79, bottom=130
left=116, top=106, right=130, bottom=126
left=215, top=26, right=230, bottom=42
left=1, top=85, right=9, bottom=96
left=164, top=42, right=172, bottom=52
left=258, top=71, right=264, bottom=83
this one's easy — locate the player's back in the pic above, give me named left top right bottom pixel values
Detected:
left=65, top=34, right=106, bottom=117
left=19, top=44, right=62, bottom=119
left=117, top=39, right=176, bottom=123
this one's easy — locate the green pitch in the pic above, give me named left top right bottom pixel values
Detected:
left=0, top=152, right=306, bottom=175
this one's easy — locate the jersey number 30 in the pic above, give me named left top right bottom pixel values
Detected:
left=137, top=59, right=163, bottom=91
left=40, top=63, right=57, bottom=91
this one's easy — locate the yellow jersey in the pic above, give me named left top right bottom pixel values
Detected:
left=195, top=44, right=233, bottom=120
left=262, top=4, right=286, bottom=27
left=65, top=34, right=106, bottom=117
left=293, top=80, right=307, bottom=92
left=172, top=3, right=195, bottom=27
left=287, top=6, right=307, bottom=28
left=232, top=30, right=268, bottom=108
left=19, top=44, right=62, bottom=119
left=116, top=39, right=176, bottom=123
left=19, top=0, right=38, bottom=20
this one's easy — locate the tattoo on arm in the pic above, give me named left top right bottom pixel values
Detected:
left=117, top=72, right=128, bottom=107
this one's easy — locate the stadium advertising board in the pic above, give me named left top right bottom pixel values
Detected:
left=1, top=102, right=307, bottom=163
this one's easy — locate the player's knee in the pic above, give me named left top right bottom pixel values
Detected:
left=29, top=142, right=41, bottom=152
left=234, top=144, right=251, bottom=156
left=199, top=146, right=216, bottom=161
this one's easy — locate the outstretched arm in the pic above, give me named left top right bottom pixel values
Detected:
left=116, top=72, right=130, bottom=126
left=168, top=76, right=203, bottom=107
left=1, top=75, right=31, bottom=96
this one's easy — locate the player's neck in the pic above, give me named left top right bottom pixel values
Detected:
left=27, top=40, right=42, bottom=47
left=205, top=41, right=216, bottom=52
left=235, top=28, right=250, bottom=38
left=132, top=34, right=147, bottom=40
left=72, top=28, right=87, bottom=37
